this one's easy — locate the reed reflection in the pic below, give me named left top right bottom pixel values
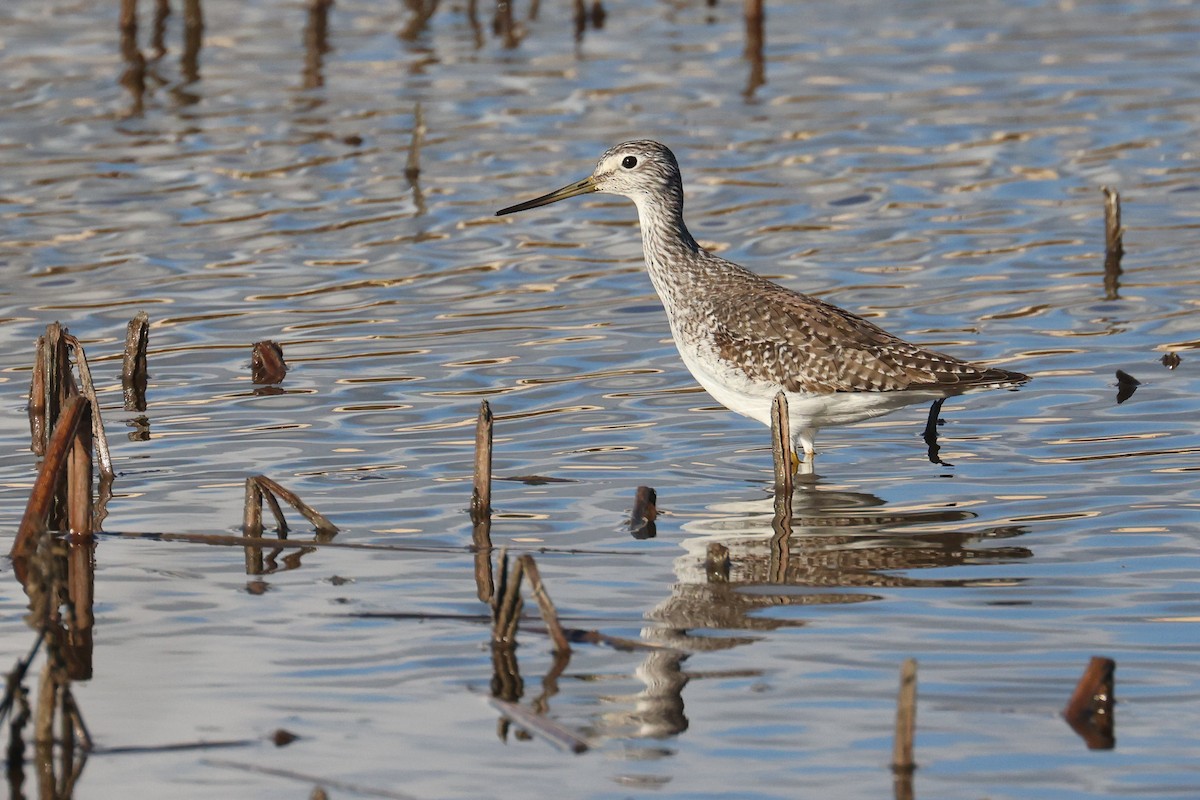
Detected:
left=648, top=482, right=1032, bottom=639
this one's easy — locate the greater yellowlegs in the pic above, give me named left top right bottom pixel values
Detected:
left=496, top=140, right=1027, bottom=461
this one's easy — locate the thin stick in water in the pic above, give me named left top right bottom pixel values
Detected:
left=518, top=555, right=571, bottom=655
left=892, top=658, right=918, bottom=774
left=1102, top=186, right=1123, bottom=300
left=770, top=391, right=793, bottom=495
left=14, top=396, right=90, bottom=557
left=63, top=335, right=113, bottom=480
left=252, top=475, right=338, bottom=535
left=471, top=400, right=493, bottom=523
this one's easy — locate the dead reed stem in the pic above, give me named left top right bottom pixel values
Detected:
left=253, top=475, right=338, bottom=534
left=14, top=395, right=90, bottom=558
left=67, top=399, right=94, bottom=538
left=471, top=400, right=493, bottom=523
left=770, top=391, right=793, bottom=494
left=242, top=476, right=336, bottom=573
left=302, top=0, right=334, bottom=89
left=1102, top=186, right=1123, bottom=300
left=29, top=335, right=47, bottom=456
left=892, top=658, right=917, bottom=773
left=743, top=0, right=765, bottom=95
left=1102, top=186, right=1123, bottom=258
left=31, top=323, right=74, bottom=460
left=770, top=392, right=795, bottom=552
left=517, top=556, right=570, bottom=655
left=62, top=334, right=113, bottom=480
left=251, top=340, right=287, bottom=385
left=243, top=478, right=264, bottom=573
left=122, top=311, right=150, bottom=411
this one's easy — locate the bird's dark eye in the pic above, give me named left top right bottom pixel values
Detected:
left=621, top=155, right=638, bottom=169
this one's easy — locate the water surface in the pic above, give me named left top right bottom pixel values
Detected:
left=1, top=0, right=1199, bottom=797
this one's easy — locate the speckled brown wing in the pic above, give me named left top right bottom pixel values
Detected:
left=709, top=282, right=1027, bottom=394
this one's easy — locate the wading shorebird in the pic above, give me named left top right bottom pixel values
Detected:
left=496, top=140, right=1027, bottom=463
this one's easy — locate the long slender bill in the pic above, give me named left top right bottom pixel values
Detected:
left=495, top=176, right=598, bottom=216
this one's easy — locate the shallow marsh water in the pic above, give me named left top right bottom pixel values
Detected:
left=1, top=0, right=1199, bottom=797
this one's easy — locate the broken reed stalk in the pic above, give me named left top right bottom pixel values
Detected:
left=1062, top=655, right=1115, bottom=750
left=743, top=0, right=765, bottom=96
left=250, top=340, right=288, bottom=384
left=29, top=335, right=47, bottom=455
left=405, top=102, right=425, bottom=181
left=1102, top=187, right=1123, bottom=301
left=122, top=311, right=150, bottom=411
left=243, top=478, right=265, bottom=573
left=1102, top=186, right=1123, bottom=259
left=242, top=475, right=337, bottom=574
left=30, top=323, right=74, bottom=458
left=770, top=391, right=795, bottom=544
left=471, top=400, right=493, bottom=523
left=62, top=335, right=113, bottom=480
left=302, top=0, right=334, bottom=90
left=13, top=396, right=91, bottom=558
left=67, top=400, right=94, bottom=538
left=892, top=658, right=918, bottom=774
left=629, top=485, right=657, bottom=538
left=517, top=556, right=570, bottom=655
left=253, top=475, right=338, bottom=534
left=770, top=391, right=793, bottom=495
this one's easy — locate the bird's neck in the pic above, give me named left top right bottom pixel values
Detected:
left=631, top=190, right=700, bottom=311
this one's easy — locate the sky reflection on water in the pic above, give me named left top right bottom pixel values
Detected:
left=1, top=0, right=1199, bottom=797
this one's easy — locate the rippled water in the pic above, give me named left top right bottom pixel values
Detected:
left=2, top=0, right=1199, bottom=797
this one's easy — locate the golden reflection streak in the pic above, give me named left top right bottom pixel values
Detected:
left=1033, top=446, right=1200, bottom=464
left=1045, top=432, right=1169, bottom=445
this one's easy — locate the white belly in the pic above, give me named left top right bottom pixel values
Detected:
left=673, top=335, right=942, bottom=442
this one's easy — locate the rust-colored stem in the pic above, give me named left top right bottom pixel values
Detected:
left=14, top=396, right=89, bottom=558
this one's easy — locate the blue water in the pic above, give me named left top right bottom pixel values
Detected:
left=1, top=0, right=1198, bottom=797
